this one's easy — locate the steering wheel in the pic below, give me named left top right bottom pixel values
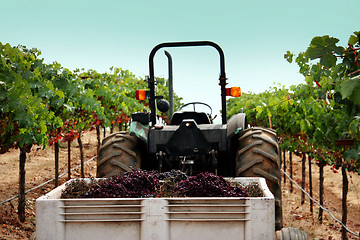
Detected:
left=178, top=102, right=213, bottom=116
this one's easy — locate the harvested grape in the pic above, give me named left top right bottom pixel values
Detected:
left=83, top=170, right=159, bottom=198
left=61, top=178, right=103, bottom=199
left=174, top=172, right=247, bottom=197
left=61, top=170, right=251, bottom=199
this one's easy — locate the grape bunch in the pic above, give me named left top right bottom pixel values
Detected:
left=83, top=170, right=159, bottom=198
left=174, top=172, right=247, bottom=197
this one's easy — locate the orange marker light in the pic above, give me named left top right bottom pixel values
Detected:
left=136, top=90, right=147, bottom=100
left=226, top=87, right=241, bottom=97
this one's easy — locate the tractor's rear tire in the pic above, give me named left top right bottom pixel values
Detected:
left=236, top=127, right=283, bottom=230
left=275, top=227, right=308, bottom=240
left=96, top=131, right=142, bottom=178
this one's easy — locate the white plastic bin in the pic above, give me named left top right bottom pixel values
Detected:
left=36, top=177, right=275, bottom=240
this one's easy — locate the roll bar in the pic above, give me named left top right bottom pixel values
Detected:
left=148, top=41, right=228, bottom=125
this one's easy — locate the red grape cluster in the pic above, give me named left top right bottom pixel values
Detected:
left=83, top=170, right=159, bottom=198
left=174, top=172, right=247, bottom=197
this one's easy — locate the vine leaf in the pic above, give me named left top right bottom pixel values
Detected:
left=340, top=75, right=360, bottom=105
left=348, top=35, right=358, bottom=45
left=320, top=53, right=337, bottom=68
left=306, top=35, right=344, bottom=68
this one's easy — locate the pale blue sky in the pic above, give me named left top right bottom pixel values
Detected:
left=1, top=0, right=359, bottom=117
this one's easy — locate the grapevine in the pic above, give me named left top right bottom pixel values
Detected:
left=0, top=41, right=183, bottom=221
left=227, top=30, right=360, bottom=239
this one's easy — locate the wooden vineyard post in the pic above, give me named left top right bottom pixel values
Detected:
left=55, top=142, right=59, bottom=187
left=308, top=153, right=313, bottom=213
left=283, top=149, right=286, bottom=185
left=301, top=153, right=306, bottom=205
left=289, top=151, right=293, bottom=193
left=96, top=125, right=101, bottom=155
left=68, top=140, right=71, bottom=180
left=341, top=166, right=348, bottom=240
left=78, top=132, right=85, bottom=178
left=318, top=161, right=324, bottom=223
left=18, top=146, right=27, bottom=223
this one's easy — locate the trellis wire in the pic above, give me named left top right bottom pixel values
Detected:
left=0, top=156, right=96, bottom=206
left=281, top=168, right=359, bottom=238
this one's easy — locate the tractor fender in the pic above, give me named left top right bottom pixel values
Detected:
left=226, top=113, right=247, bottom=139
left=129, top=121, right=149, bottom=143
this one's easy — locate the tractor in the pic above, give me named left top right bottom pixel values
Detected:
left=96, top=41, right=283, bottom=231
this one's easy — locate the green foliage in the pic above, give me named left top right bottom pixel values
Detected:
left=227, top=31, right=360, bottom=173
left=306, top=36, right=344, bottom=68
left=0, top=42, right=182, bottom=153
left=0, top=43, right=55, bottom=151
left=341, top=75, right=360, bottom=105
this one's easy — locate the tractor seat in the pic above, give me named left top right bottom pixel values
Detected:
left=170, top=111, right=211, bottom=125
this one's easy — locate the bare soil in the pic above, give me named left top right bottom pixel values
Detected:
left=0, top=131, right=359, bottom=239
left=281, top=153, right=360, bottom=239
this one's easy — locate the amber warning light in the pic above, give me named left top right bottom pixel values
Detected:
left=136, top=90, right=147, bottom=100
left=226, top=87, right=241, bottom=97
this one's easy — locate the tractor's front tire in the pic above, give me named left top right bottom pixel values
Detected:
left=96, top=131, right=142, bottom=178
left=236, top=127, right=283, bottom=230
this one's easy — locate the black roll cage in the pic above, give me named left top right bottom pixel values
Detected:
left=148, top=41, right=228, bottom=125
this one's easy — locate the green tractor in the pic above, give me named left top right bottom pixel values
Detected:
left=96, top=41, right=283, bottom=231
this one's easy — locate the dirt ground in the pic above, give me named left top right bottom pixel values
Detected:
left=0, top=130, right=359, bottom=239
left=281, top=153, right=360, bottom=239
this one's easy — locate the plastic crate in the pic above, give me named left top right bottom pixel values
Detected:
left=36, top=177, right=275, bottom=240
